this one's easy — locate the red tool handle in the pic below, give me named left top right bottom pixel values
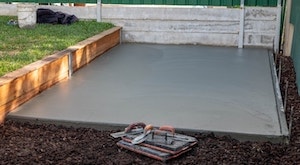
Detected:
left=159, top=125, right=175, bottom=135
left=124, top=122, right=146, bottom=133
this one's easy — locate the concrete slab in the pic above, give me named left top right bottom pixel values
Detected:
left=8, top=43, right=288, bottom=141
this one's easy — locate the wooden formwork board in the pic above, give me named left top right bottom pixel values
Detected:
left=71, top=27, right=121, bottom=72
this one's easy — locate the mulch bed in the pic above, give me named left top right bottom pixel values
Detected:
left=1, top=55, right=300, bottom=164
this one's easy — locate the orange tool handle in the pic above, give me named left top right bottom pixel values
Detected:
left=159, top=125, right=175, bottom=135
left=150, top=125, right=175, bottom=142
left=144, top=124, right=154, bottom=133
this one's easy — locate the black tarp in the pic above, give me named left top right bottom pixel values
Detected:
left=37, top=8, right=79, bottom=25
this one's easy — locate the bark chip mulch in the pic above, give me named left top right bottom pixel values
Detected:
left=1, top=55, right=300, bottom=164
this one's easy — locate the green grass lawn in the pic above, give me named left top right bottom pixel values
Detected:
left=0, top=16, right=114, bottom=77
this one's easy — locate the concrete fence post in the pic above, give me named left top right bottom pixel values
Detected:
left=97, top=0, right=102, bottom=22
left=274, top=0, right=282, bottom=54
left=238, top=0, right=245, bottom=49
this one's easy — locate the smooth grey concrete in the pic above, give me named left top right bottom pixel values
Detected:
left=9, top=43, right=288, bottom=141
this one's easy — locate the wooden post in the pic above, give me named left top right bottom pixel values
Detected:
left=74, top=3, right=85, bottom=6
left=283, top=0, right=293, bottom=56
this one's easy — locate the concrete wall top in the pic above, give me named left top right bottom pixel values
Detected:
left=245, top=7, right=277, bottom=21
left=0, top=4, right=17, bottom=16
left=102, top=5, right=240, bottom=21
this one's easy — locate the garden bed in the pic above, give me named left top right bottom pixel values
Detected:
left=0, top=26, right=121, bottom=123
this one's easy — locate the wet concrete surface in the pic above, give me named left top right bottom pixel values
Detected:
left=9, top=43, right=288, bottom=140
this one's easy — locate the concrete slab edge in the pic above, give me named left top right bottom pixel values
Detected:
left=268, top=50, right=289, bottom=143
left=6, top=116, right=288, bottom=144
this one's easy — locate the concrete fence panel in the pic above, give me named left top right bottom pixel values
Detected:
left=0, top=4, right=278, bottom=48
left=244, top=7, right=277, bottom=47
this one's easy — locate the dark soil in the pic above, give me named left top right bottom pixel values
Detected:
left=1, top=55, right=300, bottom=164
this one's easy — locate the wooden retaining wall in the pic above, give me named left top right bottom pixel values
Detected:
left=0, top=26, right=121, bottom=123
